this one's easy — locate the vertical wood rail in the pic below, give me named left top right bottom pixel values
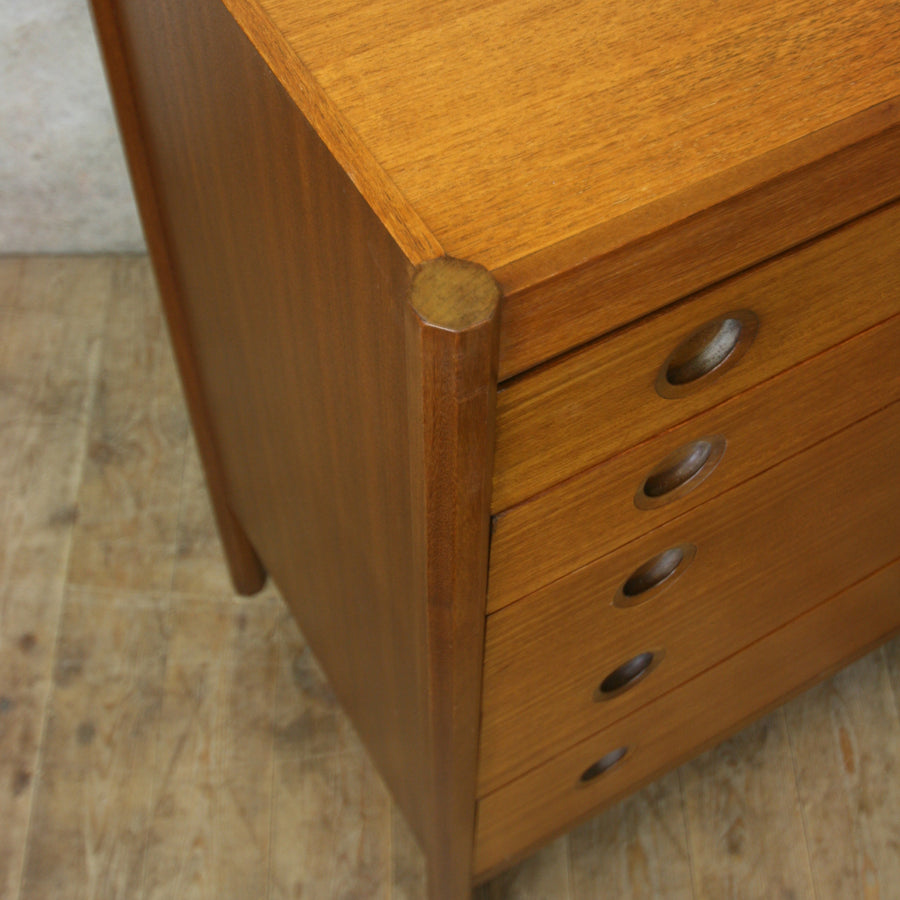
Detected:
left=88, top=0, right=266, bottom=594
left=406, top=259, right=502, bottom=900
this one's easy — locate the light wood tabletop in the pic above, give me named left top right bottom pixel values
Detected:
left=231, top=0, right=900, bottom=273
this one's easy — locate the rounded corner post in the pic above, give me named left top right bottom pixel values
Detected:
left=405, top=256, right=502, bottom=900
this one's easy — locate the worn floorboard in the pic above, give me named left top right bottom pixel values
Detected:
left=784, top=651, right=900, bottom=900
left=65, top=256, right=189, bottom=595
left=0, top=258, right=110, bottom=900
left=567, top=772, right=692, bottom=900
left=1, top=256, right=899, bottom=900
left=679, top=712, right=816, bottom=900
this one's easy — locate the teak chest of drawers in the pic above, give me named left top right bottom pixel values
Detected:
left=91, top=0, right=900, bottom=895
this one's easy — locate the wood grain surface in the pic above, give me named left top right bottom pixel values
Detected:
left=475, top=837, right=571, bottom=900
left=490, top=313, right=900, bottom=610
left=493, top=200, right=900, bottom=512
left=405, top=258, right=501, bottom=899
left=103, top=0, right=900, bottom=385
left=211, top=2, right=900, bottom=379
left=146, top=598, right=279, bottom=899
left=108, top=0, right=418, bottom=850
left=480, top=403, right=900, bottom=794
left=200, top=0, right=900, bottom=380
left=243, top=0, right=900, bottom=274
left=217, top=0, right=443, bottom=265
left=88, top=0, right=900, bottom=891
left=497, top=113, right=900, bottom=378
left=679, top=714, right=815, bottom=900
left=0, top=258, right=110, bottom=900
left=21, top=589, right=170, bottom=900
left=269, top=607, right=394, bottom=899
left=566, top=772, right=694, bottom=900
left=782, top=651, right=900, bottom=899
left=475, top=557, right=900, bottom=876
left=65, top=258, right=189, bottom=593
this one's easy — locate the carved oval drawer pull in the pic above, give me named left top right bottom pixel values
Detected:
left=636, top=436, right=726, bottom=508
left=596, top=650, right=662, bottom=700
left=657, top=310, right=759, bottom=398
left=579, top=746, right=629, bottom=784
left=614, top=544, right=696, bottom=608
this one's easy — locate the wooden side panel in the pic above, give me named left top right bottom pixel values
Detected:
left=99, top=0, right=423, bottom=828
left=474, top=558, right=900, bottom=877
left=91, top=3, right=498, bottom=895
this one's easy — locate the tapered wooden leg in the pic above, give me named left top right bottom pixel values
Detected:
left=207, top=490, right=266, bottom=595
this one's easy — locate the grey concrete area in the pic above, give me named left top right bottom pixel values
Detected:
left=1, top=0, right=144, bottom=253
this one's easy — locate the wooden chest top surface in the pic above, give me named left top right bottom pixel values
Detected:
left=228, top=0, right=900, bottom=273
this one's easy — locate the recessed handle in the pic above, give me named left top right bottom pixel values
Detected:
left=614, top=544, right=696, bottom=608
left=578, top=746, right=629, bottom=784
left=635, top=436, right=726, bottom=509
left=595, top=649, right=663, bottom=700
left=656, top=310, right=758, bottom=398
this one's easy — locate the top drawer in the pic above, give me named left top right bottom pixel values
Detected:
left=492, top=200, right=900, bottom=513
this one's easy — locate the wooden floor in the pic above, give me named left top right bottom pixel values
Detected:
left=1, top=255, right=898, bottom=900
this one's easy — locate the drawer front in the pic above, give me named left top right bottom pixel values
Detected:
left=489, top=313, right=900, bottom=612
left=479, top=402, right=900, bottom=794
left=475, top=558, right=900, bottom=877
left=492, top=200, right=900, bottom=513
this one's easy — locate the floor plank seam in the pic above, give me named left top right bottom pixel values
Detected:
left=265, top=631, right=281, bottom=900
left=782, top=706, right=821, bottom=900
left=675, top=767, right=700, bottom=900
left=137, top=592, right=181, bottom=900
left=560, top=833, right=572, bottom=900
left=14, top=259, right=114, bottom=900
